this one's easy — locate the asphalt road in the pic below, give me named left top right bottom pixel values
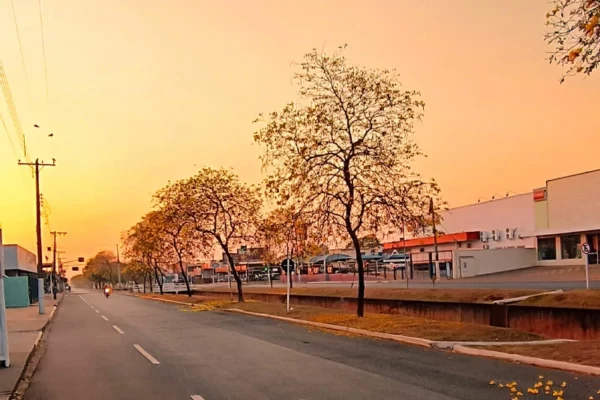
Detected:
left=26, top=291, right=600, bottom=400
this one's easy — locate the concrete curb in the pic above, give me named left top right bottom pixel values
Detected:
left=7, top=293, right=64, bottom=400
left=224, top=308, right=433, bottom=348
left=453, top=345, right=600, bottom=376
left=432, top=338, right=576, bottom=350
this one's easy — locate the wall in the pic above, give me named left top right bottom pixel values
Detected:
left=547, top=169, right=600, bottom=229
left=457, top=248, right=536, bottom=278
left=440, top=193, right=535, bottom=249
left=2, top=245, right=36, bottom=274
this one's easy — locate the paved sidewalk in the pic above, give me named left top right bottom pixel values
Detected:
left=0, top=295, right=61, bottom=400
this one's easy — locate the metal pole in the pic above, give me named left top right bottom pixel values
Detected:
left=286, top=245, right=291, bottom=312
left=51, top=232, right=56, bottom=299
left=0, top=229, right=11, bottom=367
left=585, top=253, right=590, bottom=290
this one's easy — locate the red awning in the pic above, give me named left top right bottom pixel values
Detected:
left=383, top=231, right=480, bottom=250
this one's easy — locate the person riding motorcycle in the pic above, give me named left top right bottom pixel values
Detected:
left=103, top=285, right=111, bottom=298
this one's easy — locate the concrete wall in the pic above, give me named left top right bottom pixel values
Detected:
left=547, top=169, right=600, bottom=229
left=2, top=245, right=36, bottom=274
left=440, top=193, right=535, bottom=249
left=456, top=248, right=536, bottom=278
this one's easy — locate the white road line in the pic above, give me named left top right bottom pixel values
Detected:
left=101, top=316, right=109, bottom=321
left=79, top=295, right=88, bottom=304
left=133, top=344, right=160, bottom=365
left=112, top=325, right=124, bottom=334
left=191, top=396, right=206, bottom=400
left=95, top=309, right=100, bottom=313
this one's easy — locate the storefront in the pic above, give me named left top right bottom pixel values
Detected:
left=529, top=169, right=600, bottom=266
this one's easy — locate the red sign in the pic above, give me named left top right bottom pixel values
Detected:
left=533, top=189, right=546, bottom=202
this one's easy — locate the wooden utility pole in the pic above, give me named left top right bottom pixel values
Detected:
left=50, top=231, right=67, bottom=299
left=18, top=159, right=56, bottom=314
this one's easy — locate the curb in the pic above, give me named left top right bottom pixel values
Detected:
left=432, top=338, right=576, bottom=350
left=453, top=345, right=600, bottom=376
left=7, top=294, right=64, bottom=400
left=224, top=308, right=433, bottom=348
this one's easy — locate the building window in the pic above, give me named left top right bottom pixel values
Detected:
left=72, top=267, right=79, bottom=271
left=560, top=235, right=581, bottom=259
left=538, top=237, right=556, bottom=260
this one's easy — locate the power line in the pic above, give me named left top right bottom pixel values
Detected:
left=10, top=0, right=34, bottom=115
left=0, top=110, right=19, bottom=161
left=38, top=0, right=50, bottom=113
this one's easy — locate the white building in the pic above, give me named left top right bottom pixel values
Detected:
left=2, top=245, right=37, bottom=276
left=528, top=169, right=600, bottom=266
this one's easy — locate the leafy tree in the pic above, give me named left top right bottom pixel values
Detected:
left=546, top=0, right=600, bottom=79
left=122, top=212, right=170, bottom=294
left=254, top=47, right=438, bottom=317
left=83, top=251, right=119, bottom=288
left=346, top=234, right=381, bottom=250
left=155, top=168, right=262, bottom=302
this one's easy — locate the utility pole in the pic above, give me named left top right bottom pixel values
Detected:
left=50, top=231, right=67, bottom=300
left=429, top=197, right=439, bottom=286
left=19, top=158, right=56, bottom=314
left=0, top=229, right=10, bottom=367
left=116, top=244, right=121, bottom=289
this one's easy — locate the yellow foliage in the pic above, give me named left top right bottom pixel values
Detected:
left=586, top=15, right=599, bottom=35
left=568, top=48, right=582, bottom=63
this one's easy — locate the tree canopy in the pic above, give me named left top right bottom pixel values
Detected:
left=546, top=0, right=600, bottom=79
left=254, top=47, right=441, bottom=316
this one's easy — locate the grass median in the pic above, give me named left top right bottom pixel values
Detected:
left=221, top=301, right=543, bottom=342
left=199, top=286, right=541, bottom=303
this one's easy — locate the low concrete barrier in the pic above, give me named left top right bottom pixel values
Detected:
left=195, top=290, right=600, bottom=340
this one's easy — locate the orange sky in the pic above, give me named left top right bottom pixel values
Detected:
left=1, top=0, right=599, bottom=261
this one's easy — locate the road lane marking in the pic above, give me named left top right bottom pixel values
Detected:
left=101, top=316, right=109, bottom=321
left=112, top=325, right=124, bottom=334
left=133, top=344, right=160, bottom=365
left=191, top=396, right=206, bottom=400
left=79, top=295, right=89, bottom=304
left=95, top=309, right=100, bottom=313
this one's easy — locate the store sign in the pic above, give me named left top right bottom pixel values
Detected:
left=533, top=188, right=547, bottom=202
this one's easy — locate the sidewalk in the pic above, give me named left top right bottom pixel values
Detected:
left=0, top=295, right=61, bottom=400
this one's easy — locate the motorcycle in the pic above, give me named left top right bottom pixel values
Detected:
left=104, top=288, right=111, bottom=298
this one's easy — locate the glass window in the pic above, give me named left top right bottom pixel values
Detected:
left=561, top=235, right=581, bottom=259
left=538, top=237, right=556, bottom=260
left=72, top=267, right=79, bottom=271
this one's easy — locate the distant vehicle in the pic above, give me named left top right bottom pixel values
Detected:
left=65, top=284, right=71, bottom=292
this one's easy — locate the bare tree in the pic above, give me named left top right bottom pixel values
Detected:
left=156, top=168, right=262, bottom=302
left=254, top=47, right=439, bottom=317
left=546, top=0, right=600, bottom=80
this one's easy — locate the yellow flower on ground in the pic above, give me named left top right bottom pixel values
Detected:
left=489, top=380, right=496, bottom=385
left=516, top=391, right=523, bottom=396
left=547, top=381, right=554, bottom=386
left=511, top=387, right=517, bottom=393
left=538, top=375, right=544, bottom=379
left=498, top=384, right=504, bottom=388
left=561, top=382, right=567, bottom=388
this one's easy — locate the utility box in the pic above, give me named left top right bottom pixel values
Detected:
left=4, top=276, right=30, bottom=308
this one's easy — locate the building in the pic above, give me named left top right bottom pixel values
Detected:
left=528, top=169, right=600, bottom=266
left=2, top=245, right=37, bottom=277
left=384, top=193, right=537, bottom=279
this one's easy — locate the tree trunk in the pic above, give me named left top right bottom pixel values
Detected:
left=225, top=249, right=244, bottom=302
left=148, top=271, right=154, bottom=293
left=178, top=258, right=192, bottom=297
left=349, top=232, right=365, bottom=317
left=143, top=274, right=147, bottom=293
left=153, top=264, right=163, bottom=295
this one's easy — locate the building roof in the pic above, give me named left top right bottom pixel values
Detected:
left=384, top=231, right=480, bottom=250
left=522, top=224, right=600, bottom=238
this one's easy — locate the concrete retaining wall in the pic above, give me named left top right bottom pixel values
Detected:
left=197, top=290, right=600, bottom=340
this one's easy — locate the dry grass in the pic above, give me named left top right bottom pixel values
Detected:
left=486, top=341, right=600, bottom=367
left=223, top=301, right=543, bottom=342
left=201, top=286, right=541, bottom=304
left=517, top=290, right=600, bottom=309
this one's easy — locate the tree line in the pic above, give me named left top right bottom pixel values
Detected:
left=85, top=47, right=444, bottom=317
